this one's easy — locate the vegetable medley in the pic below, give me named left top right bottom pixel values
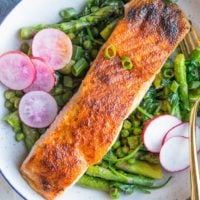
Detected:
left=1, top=0, right=200, bottom=199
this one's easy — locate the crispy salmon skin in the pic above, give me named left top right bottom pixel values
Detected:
left=21, top=0, right=190, bottom=199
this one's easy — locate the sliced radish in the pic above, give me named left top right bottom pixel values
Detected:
left=160, top=136, right=189, bottom=172
left=163, top=122, right=189, bottom=144
left=24, top=58, right=56, bottom=93
left=163, top=122, right=200, bottom=151
left=19, top=91, right=58, bottom=128
left=32, top=28, right=72, bottom=70
left=0, top=51, right=35, bottom=90
left=142, top=115, right=181, bottom=153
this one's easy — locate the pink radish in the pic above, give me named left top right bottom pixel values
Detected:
left=19, top=91, right=58, bottom=128
left=0, top=51, right=35, bottom=90
left=24, top=58, right=56, bottom=93
left=163, top=122, right=189, bottom=144
left=32, top=28, right=72, bottom=70
left=142, top=115, right=181, bottom=153
left=160, top=136, right=189, bottom=172
left=163, top=122, right=200, bottom=151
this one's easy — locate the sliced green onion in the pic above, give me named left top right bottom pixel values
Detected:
left=63, top=76, right=73, bottom=88
left=163, top=68, right=174, bottom=79
left=72, top=58, right=89, bottom=77
left=105, top=44, right=116, bottom=60
left=170, top=80, right=179, bottom=93
left=121, top=56, right=133, bottom=70
left=72, top=45, right=84, bottom=61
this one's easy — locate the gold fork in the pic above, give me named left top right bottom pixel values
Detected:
left=179, top=26, right=200, bottom=200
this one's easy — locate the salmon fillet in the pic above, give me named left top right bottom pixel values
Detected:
left=21, top=0, right=190, bottom=199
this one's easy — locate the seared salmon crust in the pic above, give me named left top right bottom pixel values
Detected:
left=21, top=0, right=190, bottom=199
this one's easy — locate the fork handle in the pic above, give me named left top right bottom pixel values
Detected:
left=189, top=98, right=200, bottom=200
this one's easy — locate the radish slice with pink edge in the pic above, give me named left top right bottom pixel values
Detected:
left=142, top=115, right=182, bottom=153
left=24, top=58, right=56, bottom=93
left=163, top=122, right=189, bottom=144
left=163, top=122, right=200, bottom=151
left=19, top=91, right=58, bottom=128
left=0, top=51, right=35, bottom=90
left=32, top=28, right=72, bottom=70
left=160, top=136, right=189, bottom=172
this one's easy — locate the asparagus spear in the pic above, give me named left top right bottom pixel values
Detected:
left=77, top=175, right=110, bottom=192
left=174, top=54, right=190, bottom=110
left=115, top=160, right=163, bottom=179
left=20, top=5, right=121, bottom=40
left=86, top=166, right=154, bottom=186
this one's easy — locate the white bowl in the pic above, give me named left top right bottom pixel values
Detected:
left=0, top=0, right=199, bottom=199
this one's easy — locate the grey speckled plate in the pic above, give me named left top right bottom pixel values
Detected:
left=0, top=0, right=199, bottom=199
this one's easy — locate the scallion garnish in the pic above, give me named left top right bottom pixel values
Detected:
left=121, top=56, right=133, bottom=70
left=105, top=44, right=116, bottom=60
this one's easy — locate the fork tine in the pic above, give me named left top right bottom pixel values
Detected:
left=191, top=26, right=200, bottom=47
left=183, top=37, right=191, bottom=55
left=187, top=33, right=195, bottom=51
left=179, top=42, right=188, bottom=56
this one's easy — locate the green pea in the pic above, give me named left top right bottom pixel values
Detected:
left=91, top=6, right=99, bottom=13
left=83, top=40, right=92, bottom=50
left=4, top=90, right=15, bottom=100
left=14, top=98, right=20, bottom=109
left=121, top=138, right=127, bottom=145
left=10, top=96, right=19, bottom=104
left=15, top=133, right=25, bottom=141
left=112, top=140, right=121, bottom=150
left=133, top=120, right=141, bottom=127
left=55, top=95, right=65, bottom=107
left=121, top=145, right=129, bottom=154
left=123, top=120, right=132, bottom=130
left=115, top=148, right=126, bottom=158
left=120, top=129, right=129, bottom=138
left=5, top=101, right=14, bottom=111
left=133, top=127, right=142, bottom=135
left=55, top=85, right=64, bottom=95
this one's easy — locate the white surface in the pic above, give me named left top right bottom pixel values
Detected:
left=0, top=0, right=199, bottom=199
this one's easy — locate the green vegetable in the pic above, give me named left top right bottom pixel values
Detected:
left=22, top=124, right=40, bottom=151
left=121, top=146, right=129, bottom=154
left=116, top=147, right=126, bottom=158
left=15, top=133, right=25, bottom=141
left=72, top=58, right=89, bottom=77
left=174, top=54, right=190, bottom=110
left=20, top=5, right=122, bottom=40
left=5, top=101, right=14, bottom=111
left=112, top=140, right=121, bottom=150
left=103, top=150, right=118, bottom=163
left=189, top=48, right=200, bottom=62
left=83, top=40, right=92, bottom=50
left=86, top=166, right=154, bottom=186
left=162, top=68, right=174, bottom=79
left=138, top=152, right=160, bottom=164
left=63, top=76, right=73, bottom=88
left=189, top=89, right=200, bottom=103
left=59, top=8, right=79, bottom=21
left=20, top=42, right=30, bottom=54
left=115, top=160, right=163, bottom=179
left=105, top=44, right=117, bottom=60
left=137, top=106, right=153, bottom=119
left=86, top=27, right=104, bottom=45
left=121, top=129, right=130, bottom=138
left=170, top=80, right=179, bottom=93
left=72, top=45, right=84, bottom=61
left=127, top=136, right=140, bottom=149
left=4, top=90, right=15, bottom=100
left=100, top=18, right=119, bottom=40
left=77, top=175, right=110, bottom=192
left=121, top=56, right=133, bottom=70
left=111, top=182, right=135, bottom=195
left=3, top=111, right=21, bottom=132
left=58, top=60, right=75, bottom=75
left=109, top=186, right=120, bottom=199
left=123, top=120, right=132, bottom=130
left=116, top=143, right=142, bottom=163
